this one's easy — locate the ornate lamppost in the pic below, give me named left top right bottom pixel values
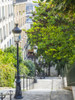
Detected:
left=12, top=24, right=23, bottom=99
left=33, top=45, right=38, bottom=83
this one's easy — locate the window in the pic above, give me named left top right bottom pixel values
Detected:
left=0, top=28, right=3, bottom=42
left=4, top=45, right=6, bottom=49
left=5, top=5, right=8, bottom=18
left=0, top=7, right=2, bottom=21
left=9, top=22, right=11, bottom=34
left=9, top=39, right=11, bottom=46
left=12, top=37, right=14, bottom=45
left=8, top=5, right=10, bottom=16
left=26, top=5, right=33, bottom=14
left=7, top=41, right=9, bottom=47
left=6, top=24, right=8, bottom=37
left=3, top=26, right=6, bottom=39
left=2, top=6, right=5, bottom=19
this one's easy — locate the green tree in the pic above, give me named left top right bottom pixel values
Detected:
left=23, top=60, right=35, bottom=76
left=27, top=0, right=75, bottom=71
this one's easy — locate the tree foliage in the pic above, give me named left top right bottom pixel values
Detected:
left=27, top=0, right=75, bottom=70
left=4, top=46, right=30, bottom=75
left=0, top=49, right=16, bottom=87
left=0, top=46, right=30, bottom=87
left=23, top=60, right=35, bottom=76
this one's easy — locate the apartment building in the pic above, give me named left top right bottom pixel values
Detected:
left=25, top=0, right=38, bottom=30
left=14, top=0, right=28, bottom=59
left=0, top=0, right=14, bottom=50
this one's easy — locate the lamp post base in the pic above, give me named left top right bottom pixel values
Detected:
left=14, top=96, right=23, bottom=99
left=14, top=80, right=23, bottom=99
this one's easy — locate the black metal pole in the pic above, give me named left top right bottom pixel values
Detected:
left=48, top=63, right=50, bottom=76
left=43, top=63, right=45, bottom=78
left=14, top=42, right=23, bottom=99
left=34, top=55, right=37, bottom=83
left=23, top=75, right=25, bottom=91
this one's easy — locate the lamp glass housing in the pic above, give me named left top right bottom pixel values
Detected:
left=33, top=49, right=37, bottom=54
left=14, top=33, right=20, bottom=42
left=40, top=55, right=43, bottom=62
left=43, top=59, right=45, bottom=64
left=33, top=45, right=38, bottom=54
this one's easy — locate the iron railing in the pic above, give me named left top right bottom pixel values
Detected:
left=0, top=90, right=13, bottom=100
left=0, top=75, right=34, bottom=100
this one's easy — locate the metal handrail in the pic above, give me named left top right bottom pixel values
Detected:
left=0, top=90, right=13, bottom=100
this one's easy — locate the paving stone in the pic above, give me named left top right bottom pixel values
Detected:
left=50, top=90, right=73, bottom=100
left=5, top=77, right=73, bottom=100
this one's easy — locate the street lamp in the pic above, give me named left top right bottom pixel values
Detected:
left=33, top=45, right=38, bottom=54
left=33, top=45, right=38, bottom=83
left=12, top=24, right=23, bottom=99
left=40, top=55, right=43, bottom=62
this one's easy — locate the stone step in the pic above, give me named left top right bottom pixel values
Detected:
left=50, top=90, right=73, bottom=100
left=13, top=89, right=73, bottom=100
left=34, top=78, right=63, bottom=91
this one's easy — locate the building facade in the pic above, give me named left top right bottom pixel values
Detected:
left=14, top=0, right=28, bottom=60
left=0, top=0, right=14, bottom=50
left=25, top=0, right=38, bottom=30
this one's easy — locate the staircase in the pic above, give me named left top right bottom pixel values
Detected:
left=34, top=77, right=63, bottom=91
left=22, top=77, right=73, bottom=100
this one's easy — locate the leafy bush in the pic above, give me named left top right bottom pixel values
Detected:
left=23, top=60, right=35, bottom=76
left=19, top=63, right=29, bottom=75
left=4, top=46, right=29, bottom=76
left=0, top=46, right=30, bottom=87
left=4, top=45, right=23, bottom=67
left=0, top=64, right=16, bottom=87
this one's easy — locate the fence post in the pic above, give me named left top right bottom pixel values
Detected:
left=9, top=90, right=13, bottom=100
